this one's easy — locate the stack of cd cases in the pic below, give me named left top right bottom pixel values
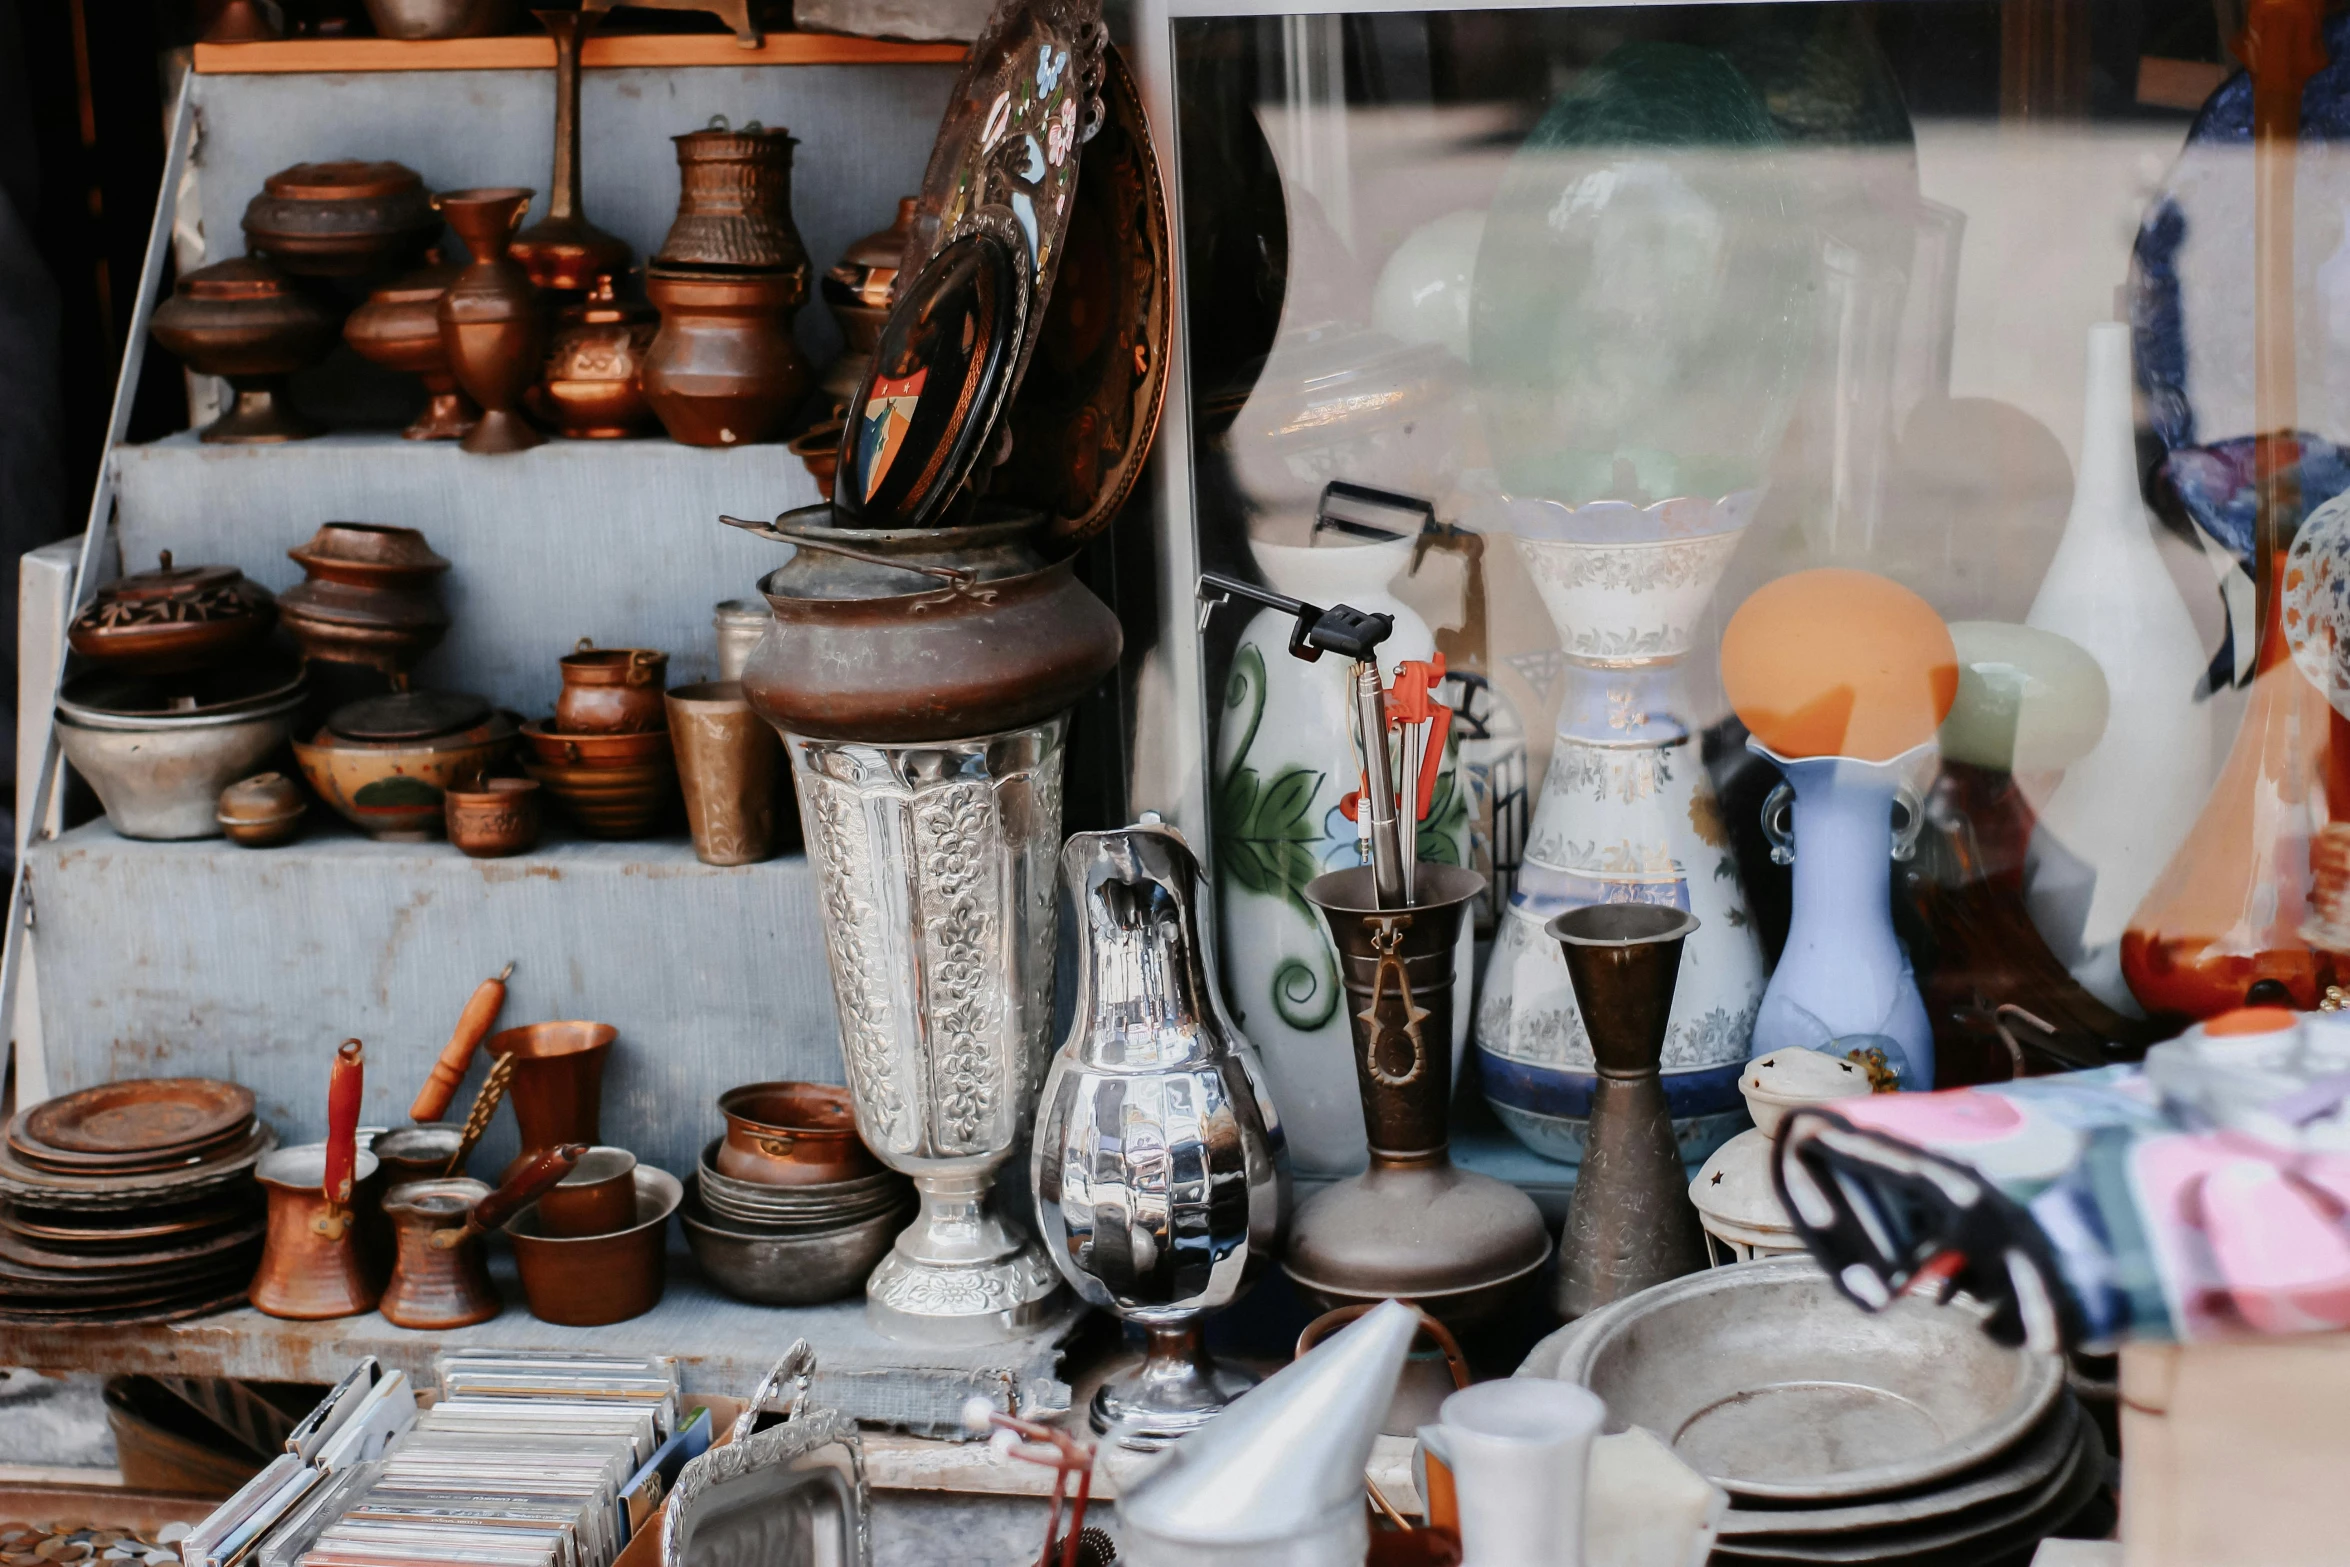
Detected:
left=183, top=1353, right=713, bottom=1567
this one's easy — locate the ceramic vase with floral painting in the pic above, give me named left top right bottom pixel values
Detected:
left=1213, top=534, right=1472, bottom=1178
left=1473, top=494, right=1767, bottom=1170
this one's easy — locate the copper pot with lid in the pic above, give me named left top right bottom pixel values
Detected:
left=725, top=504, right=1122, bottom=743
left=652, top=121, right=809, bottom=274
left=148, top=256, right=339, bottom=444
left=242, top=160, right=438, bottom=278
left=344, top=256, right=480, bottom=442
left=277, top=522, right=452, bottom=676
left=533, top=275, right=657, bottom=439
left=68, top=552, right=276, bottom=673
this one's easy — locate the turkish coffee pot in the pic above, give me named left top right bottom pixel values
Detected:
left=252, top=1039, right=383, bottom=1320
left=379, top=1143, right=583, bottom=1330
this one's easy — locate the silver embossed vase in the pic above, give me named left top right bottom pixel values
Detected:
left=1472, top=492, right=1767, bottom=1172
left=1032, top=822, right=1286, bottom=1449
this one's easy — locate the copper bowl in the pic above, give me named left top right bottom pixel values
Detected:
left=521, top=719, right=673, bottom=768
left=505, top=1164, right=679, bottom=1326
left=714, top=1083, right=876, bottom=1187
left=521, top=757, right=676, bottom=839
left=242, top=160, right=438, bottom=278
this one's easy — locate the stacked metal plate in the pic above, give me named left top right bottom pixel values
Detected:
left=1521, top=1256, right=2107, bottom=1565
left=681, top=1140, right=912, bottom=1306
left=0, top=1079, right=273, bottom=1325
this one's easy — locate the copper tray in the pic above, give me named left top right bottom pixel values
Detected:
left=0, top=1124, right=275, bottom=1212
left=1000, top=44, right=1170, bottom=556
left=0, top=1216, right=264, bottom=1274
left=5, top=1194, right=259, bottom=1247
left=23, top=1079, right=255, bottom=1156
left=6, top=1119, right=252, bottom=1176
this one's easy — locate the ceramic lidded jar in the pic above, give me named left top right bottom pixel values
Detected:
left=641, top=268, right=810, bottom=448
left=435, top=187, right=545, bottom=455
left=148, top=256, right=339, bottom=444
left=344, top=256, right=479, bottom=441
left=817, top=196, right=916, bottom=415
left=535, top=274, right=658, bottom=439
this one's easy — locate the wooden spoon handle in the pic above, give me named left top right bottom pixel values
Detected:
left=410, top=962, right=514, bottom=1123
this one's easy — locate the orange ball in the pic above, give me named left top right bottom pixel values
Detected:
left=1720, top=569, right=1959, bottom=763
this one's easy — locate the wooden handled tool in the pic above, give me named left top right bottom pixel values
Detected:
left=317, top=1039, right=365, bottom=1240
left=435, top=1143, right=584, bottom=1248
left=409, top=962, right=514, bottom=1123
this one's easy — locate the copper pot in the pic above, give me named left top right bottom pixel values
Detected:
left=444, top=776, right=542, bottom=857
left=505, top=1164, right=680, bottom=1326
left=817, top=195, right=915, bottom=415
left=148, top=256, right=337, bottom=444
left=378, top=1145, right=578, bottom=1330
left=435, top=187, right=545, bottom=455
left=714, top=1082, right=875, bottom=1187
left=68, top=552, right=276, bottom=673
left=652, top=124, right=808, bottom=273
left=730, top=506, right=1123, bottom=743
left=555, top=642, right=668, bottom=734
left=277, top=523, right=451, bottom=677
left=483, top=1021, right=613, bottom=1150
left=665, top=680, right=785, bottom=866
left=641, top=268, right=808, bottom=448
left=534, top=275, right=656, bottom=439
left=250, top=1143, right=383, bottom=1320
left=344, top=257, right=480, bottom=442
left=242, top=160, right=437, bottom=279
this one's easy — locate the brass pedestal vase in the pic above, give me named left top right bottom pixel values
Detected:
left=1287, top=864, right=1550, bottom=1329
left=1549, top=903, right=1710, bottom=1321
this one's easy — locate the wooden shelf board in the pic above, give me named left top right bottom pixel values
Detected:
left=193, top=32, right=964, bottom=73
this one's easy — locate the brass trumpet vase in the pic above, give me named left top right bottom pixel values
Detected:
left=1286, top=864, right=1550, bottom=1329
left=1548, top=902, right=1710, bottom=1320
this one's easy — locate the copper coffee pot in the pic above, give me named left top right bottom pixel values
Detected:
left=252, top=1040, right=384, bottom=1320
left=380, top=1143, right=583, bottom=1330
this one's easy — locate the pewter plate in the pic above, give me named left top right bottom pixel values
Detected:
left=1525, top=1256, right=2065, bottom=1503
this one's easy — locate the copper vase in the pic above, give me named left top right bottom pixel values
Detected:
left=666, top=680, right=783, bottom=865
left=817, top=195, right=915, bottom=416
left=483, top=1021, right=613, bottom=1149
left=652, top=123, right=808, bottom=273
left=534, top=275, right=657, bottom=438
left=1548, top=903, right=1710, bottom=1321
left=148, top=257, right=338, bottom=444
left=435, top=187, right=546, bottom=454
left=344, top=256, right=480, bottom=441
left=641, top=268, right=809, bottom=447
left=1287, top=864, right=1551, bottom=1330
left=509, top=10, right=631, bottom=293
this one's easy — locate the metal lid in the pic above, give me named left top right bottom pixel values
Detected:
left=834, top=226, right=1029, bottom=529
left=328, top=690, right=490, bottom=742
left=86, top=552, right=253, bottom=610
left=58, top=656, right=305, bottom=723
left=261, top=160, right=426, bottom=203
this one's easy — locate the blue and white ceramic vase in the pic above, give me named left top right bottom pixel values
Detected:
left=1212, top=534, right=1472, bottom=1178
left=1750, top=742, right=1935, bottom=1087
left=1473, top=494, right=1766, bottom=1168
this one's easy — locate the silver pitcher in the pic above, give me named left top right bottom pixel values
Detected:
left=1032, top=822, right=1286, bottom=1448
left=788, top=719, right=1068, bottom=1343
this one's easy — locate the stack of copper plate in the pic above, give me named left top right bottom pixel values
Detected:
left=0, top=1078, right=274, bottom=1325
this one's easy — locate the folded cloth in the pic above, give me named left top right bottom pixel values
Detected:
left=1775, top=1007, right=2350, bottom=1353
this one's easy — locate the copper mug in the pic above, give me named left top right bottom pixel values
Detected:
left=556, top=641, right=668, bottom=734
left=714, top=1082, right=876, bottom=1186
left=536, top=1145, right=638, bottom=1237
left=379, top=1144, right=582, bottom=1330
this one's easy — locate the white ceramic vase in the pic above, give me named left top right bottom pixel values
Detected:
left=2024, top=323, right=2216, bottom=1015
left=1212, top=534, right=1473, bottom=1178
left=1473, top=494, right=1767, bottom=1169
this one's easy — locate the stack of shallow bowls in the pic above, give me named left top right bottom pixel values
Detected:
left=0, top=1079, right=274, bottom=1324
left=520, top=723, right=677, bottom=838
left=1521, top=1257, right=2105, bottom=1565
left=684, top=1140, right=910, bottom=1306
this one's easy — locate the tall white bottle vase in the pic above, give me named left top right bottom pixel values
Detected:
left=1473, top=498, right=1767, bottom=1170
left=1211, top=535, right=1473, bottom=1178
left=2024, top=323, right=2216, bottom=1014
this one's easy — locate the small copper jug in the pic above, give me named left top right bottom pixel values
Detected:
left=253, top=1040, right=383, bottom=1320
left=557, top=641, right=669, bottom=733
left=381, top=1144, right=582, bottom=1330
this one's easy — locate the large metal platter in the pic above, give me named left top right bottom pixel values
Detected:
left=0, top=1124, right=277, bottom=1212
left=23, top=1078, right=255, bottom=1158
left=1522, top=1256, right=2065, bottom=1504
left=998, top=44, right=1171, bottom=555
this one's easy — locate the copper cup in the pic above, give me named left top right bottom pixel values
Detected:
left=445, top=776, right=542, bottom=857
left=713, top=1082, right=876, bottom=1187
left=484, top=1021, right=614, bottom=1149
left=537, top=1145, right=638, bottom=1237
left=666, top=681, right=784, bottom=867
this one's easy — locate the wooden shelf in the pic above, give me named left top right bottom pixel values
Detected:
left=192, top=32, right=965, bottom=74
